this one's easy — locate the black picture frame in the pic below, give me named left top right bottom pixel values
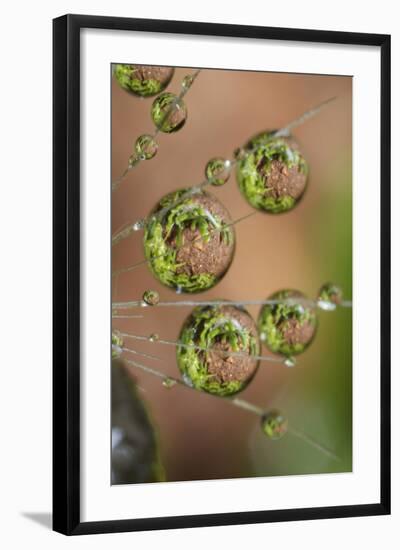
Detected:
left=53, top=14, right=391, bottom=535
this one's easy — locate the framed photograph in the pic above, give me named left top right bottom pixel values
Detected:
left=53, top=14, right=390, bottom=535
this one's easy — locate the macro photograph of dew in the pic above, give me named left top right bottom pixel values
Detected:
left=111, top=64, right=352, bottom=485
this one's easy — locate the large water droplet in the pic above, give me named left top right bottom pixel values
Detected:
left=236, top=132, right=308, bottom=214
left=176, top=304, right=260, bottom=396
left=113, top=65, right=174, bottom=98
left=143, top=189, right=235, bottom=293
left=258, top=289, right=317, bottom=356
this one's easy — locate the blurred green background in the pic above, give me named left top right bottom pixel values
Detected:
left=111, top=67, right=352, bottom=482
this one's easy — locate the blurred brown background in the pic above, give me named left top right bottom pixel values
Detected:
left=112, top=67, right=352, bottom=482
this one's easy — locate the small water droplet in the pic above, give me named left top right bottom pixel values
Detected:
left=135, top=134, right=158, bottom=160
left=142, top=289, right=160, bottom=306
left=181, top=74, right=195, bottom=91
left=317, top=283, right=343, bottom=310
left=151, top=93, right=187, bottom=133
left=205, top=157, right=231, bottom=186
left=261, top=410, right=288, bottom=440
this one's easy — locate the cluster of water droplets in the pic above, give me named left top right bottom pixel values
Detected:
left=113, top=278, right=349, bottom=444
left=112, top=69, right=200, bottom=191
left=111, top=87, right=346, bottom=457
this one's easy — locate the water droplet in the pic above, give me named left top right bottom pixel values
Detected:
left=182, top=74, right=195, bottom=91
left=317, top=282, right=343, bottom=311
left=205, top=158, right=231, bottom=186
left=258, top=289, right=317, bottom=356
left=142, top=290, right=160, bottom=306
left=162, top=377, right=177, bottom=389
left=176, top=304, right=260, bottom=396
left=151, top=93, right=187, bottom=133
left=236, top=132, right=308, bottom=214
left=284, top=356, right=296, bottom=368
left=261, top=410, right=288, bottom=440
left=148, top=333, right=159, bottom=342
left=143, top=189, right=236, bottom=293
left=135, top=134, right=158, bottom=160
left=113, top=64, right=174, bottom=97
